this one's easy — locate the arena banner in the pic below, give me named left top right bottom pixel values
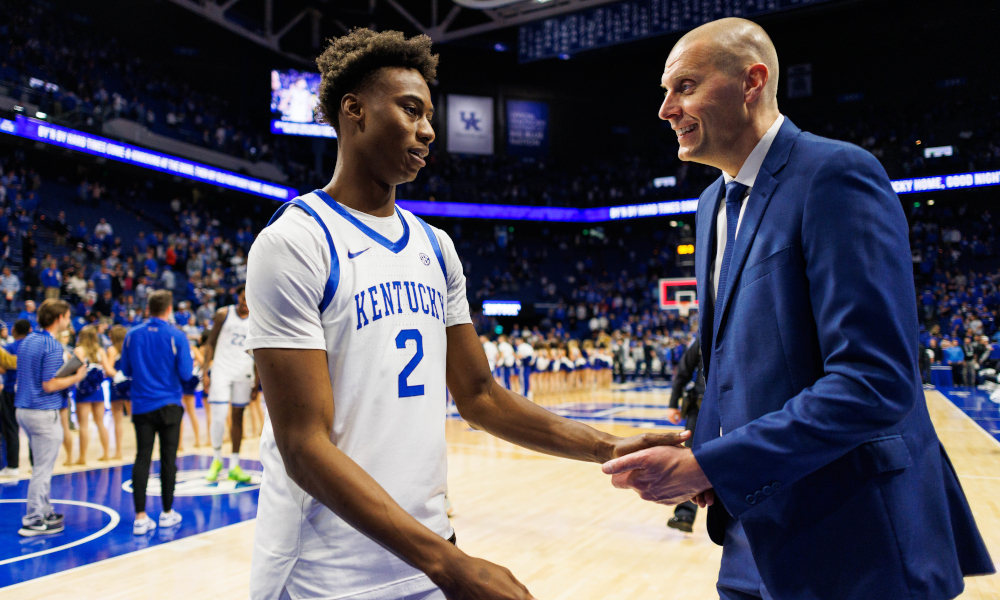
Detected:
left=506, top=100, right=549, bottom=157
left=0, top=116, right=296, bottom=201
left=447, top=95, right=494, bottom=155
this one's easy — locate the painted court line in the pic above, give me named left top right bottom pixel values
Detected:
left=0, top=500, right=121, bottom=566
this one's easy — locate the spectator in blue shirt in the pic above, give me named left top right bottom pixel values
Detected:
left=18, top=299, right=39, bottom=331
left=90, top=264, right=112, bottom=296
left=121, top=290, right=192, bottom=535
left=943, top=339, right=966, bottom=386
left=41, top=260, right=61, bottom=300
left=14, top=299, right=87, bottom=537
left=0, top=319, right=31, bottom=477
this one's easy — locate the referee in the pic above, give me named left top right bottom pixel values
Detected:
left=15, top=299, right=86, bottom=537
left=122, top=290, right=193, bottom=535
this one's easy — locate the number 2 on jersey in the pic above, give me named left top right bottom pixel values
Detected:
left=395, top=329, right=425, bottom=398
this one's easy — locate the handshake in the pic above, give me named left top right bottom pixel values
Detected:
left=601, top=429, right=715, bottom=508
left=432, top=431, right=714, bottom=600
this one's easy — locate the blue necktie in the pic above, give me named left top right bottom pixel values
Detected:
left=715, top=181, right=749, bottom=325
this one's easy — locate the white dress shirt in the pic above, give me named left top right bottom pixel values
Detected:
left=710, top=114, right=785, bottom=303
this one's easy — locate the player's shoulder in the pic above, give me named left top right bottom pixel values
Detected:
left=252, top=196, right=331, bottom=256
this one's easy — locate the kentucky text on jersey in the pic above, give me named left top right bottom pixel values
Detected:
left=354, top=281, right=445, bottom=330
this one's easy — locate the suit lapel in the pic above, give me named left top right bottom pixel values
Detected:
left=714, top=119, right=800, bottom=339
left=696, top=177, right=725, bottom=374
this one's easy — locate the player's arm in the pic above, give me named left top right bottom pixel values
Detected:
left=446, top=323, right=689, bottom=463
left=256, top=347, right=534, bottom=600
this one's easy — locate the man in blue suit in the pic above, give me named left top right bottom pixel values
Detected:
left=602, top=17, right=993, bottom=599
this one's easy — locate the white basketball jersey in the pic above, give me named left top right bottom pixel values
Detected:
left=483, top=340, right=498, bottom=371
left=246, top=190, right=471, bottom=600
left=498, top=341, right=515, bottom=367
left=212, top=305, right=254, bottom=379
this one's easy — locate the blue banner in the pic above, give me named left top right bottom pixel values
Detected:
left=506, top=100, right=549, bottom=157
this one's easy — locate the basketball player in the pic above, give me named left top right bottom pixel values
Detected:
left=246, top=29, right=688, bottom=600
left=480, top=334, right=499, bottom=378
left=204, top=285, right=254, bottom=484
left=514, top=336, right=534, bottom=398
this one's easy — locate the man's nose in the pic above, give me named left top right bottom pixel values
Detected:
left=417, top=119, right=435, bottom=145
left=659, top=93, right=680, bottom=122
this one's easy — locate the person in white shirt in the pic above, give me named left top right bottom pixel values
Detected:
left=481, top=335, right=499, bottom=376
left=245, top=28, right=688, bottom=600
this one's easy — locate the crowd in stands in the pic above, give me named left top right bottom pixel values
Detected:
left=4, top=2, right=999, bottom=210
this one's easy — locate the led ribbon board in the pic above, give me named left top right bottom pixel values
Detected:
left=482, top=300, right=522, bottom=317
left=0, top=116, right=297, bottom=201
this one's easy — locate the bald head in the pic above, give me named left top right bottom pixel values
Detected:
left=675, top=18, right=779, bottom=110
left=659, top=18, right=782, bottom=173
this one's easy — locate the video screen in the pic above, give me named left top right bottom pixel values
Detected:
left=269, top=69, right=336, bottom=138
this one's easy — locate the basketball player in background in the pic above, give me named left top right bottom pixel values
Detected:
left=514, top=336, right=534, bottom=398
left=247, top=28, right=689, bottom=600
left=480, top=334, right=499, bottom=380
left=203, top=285, right=255, bottom=484
left=497, top=334, right=515, bottom=390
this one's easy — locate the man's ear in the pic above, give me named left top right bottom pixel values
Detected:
left=744, top=63, right=769, bottom=106
left=340, top=93, right=364, bottom=133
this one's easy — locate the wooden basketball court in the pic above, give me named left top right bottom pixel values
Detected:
left=2, top=386, right=999, bottom=599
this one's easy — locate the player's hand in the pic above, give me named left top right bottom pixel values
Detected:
left=435, top=554, right=536, bottom=600
left=202, top=374, right=210, bottom=394
left=609, top=430, right=690, bottom=461
left=666, top=408, right=682, bottom=424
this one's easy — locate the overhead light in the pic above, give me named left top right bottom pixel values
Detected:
left=13, top=105, right=23, bottom=112
left=558, top=53, right=571, bottom=60
left=928, top=199, right=935, bottom=206
left=35, top=111, right=47, bottom=119
left=494, top=43, right=508, bottom=52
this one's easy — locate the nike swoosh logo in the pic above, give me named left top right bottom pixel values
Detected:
left=347, top=247, right=371, bottom=259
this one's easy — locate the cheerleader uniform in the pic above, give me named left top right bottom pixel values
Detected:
left=111, top=355, right=131, bottom=403
left=76, top=362, right=108, bottom=404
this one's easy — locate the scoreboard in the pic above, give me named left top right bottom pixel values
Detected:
left=519, top=0, right=835, bottom=62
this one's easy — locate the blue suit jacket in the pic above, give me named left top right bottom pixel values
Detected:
left=692, top=118, right=993, bottom=599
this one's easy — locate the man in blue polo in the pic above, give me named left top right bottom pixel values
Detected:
left=16, top=299, right=87, bottom=536
left=121, top=289, right=193, bottom=535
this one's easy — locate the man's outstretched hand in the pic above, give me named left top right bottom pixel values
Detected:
left=601, top=445, right=713, bottom=506
left=607, top=430, right=691, bottom=462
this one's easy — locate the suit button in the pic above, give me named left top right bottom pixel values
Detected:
left=772, top=481, right=782, bottom=491
left=746, top=495, right=756, bottom=505
left=755, top=491, right=764, bottom=502
left=763, top=486, right=773, bottom=496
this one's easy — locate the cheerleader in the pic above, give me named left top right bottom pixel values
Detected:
left=73, top=325, right=113, bottom=464
left=57, top=330, right=74, bottom=466
left=178, top=336, right=205, bottom=452
left=106, top=325, right=130, bottom=460
left=533, top=346, right=551, bottom=395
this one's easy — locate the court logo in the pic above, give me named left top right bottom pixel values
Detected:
left=122, top=469, right=262, bottom=497
left=459, top=111, right=481, bottom=131
left=419, top=252, right=431, bottom=266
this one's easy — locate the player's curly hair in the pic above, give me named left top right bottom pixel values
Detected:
left=315, top=28, right=438, bottom=132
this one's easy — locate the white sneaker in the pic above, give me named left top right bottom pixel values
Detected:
left=0, top=467, right=19, bottom=477
left=158, top=510, right=182, bottom=528
left=133, top=516, right=156, bottom=535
